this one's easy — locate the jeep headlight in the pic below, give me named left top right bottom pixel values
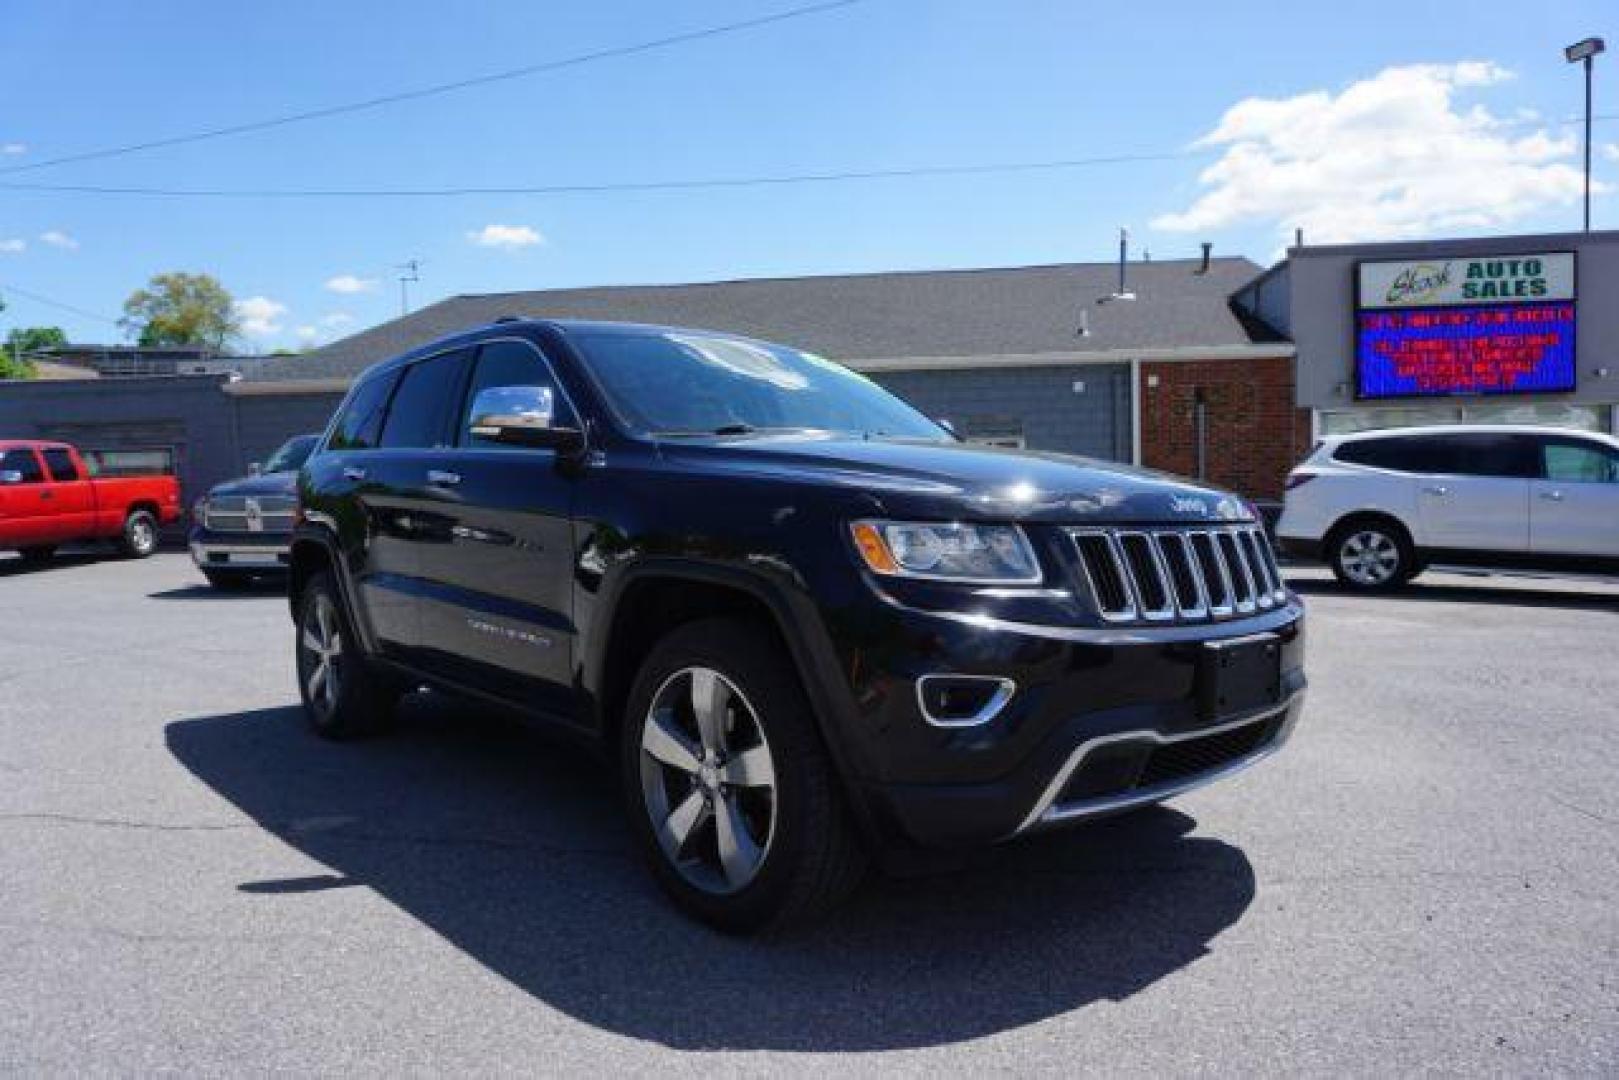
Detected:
left=849, top=520, right=1041, bottom=584
left=192, top=496, right=209, bottom=523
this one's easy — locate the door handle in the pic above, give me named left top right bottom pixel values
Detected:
left=342, top=467, right=367, bottom=482
left=39, top=490, right=53, bottom=499
left=1539, top=490, right=1565, bottom=502
left=426, top=470, right=461, bottom=487
left=1421, top=485, right=1449, bottom=496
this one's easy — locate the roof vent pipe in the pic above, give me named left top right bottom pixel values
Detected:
left=1107, top=227, right=1136, bottom=301
left=1198, top=242, right=1212, bottom=274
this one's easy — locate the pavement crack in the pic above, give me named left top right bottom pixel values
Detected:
left=1545, top=793, right=1618, bottom=827
left=0, top=812, right=251, bottom=833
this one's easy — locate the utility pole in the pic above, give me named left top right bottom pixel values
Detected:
left=1565, top=38, right=1606, bottom=232
left=396, top=259, right=422, bottom=316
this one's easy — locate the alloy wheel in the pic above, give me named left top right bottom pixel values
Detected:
left=300, top=594, right=344, bottom=719
left=639, top=666, right=778, bottom=895
left=1339, top=530, right=1400, bottom=586
left=129, top=517, right=156, bottom=555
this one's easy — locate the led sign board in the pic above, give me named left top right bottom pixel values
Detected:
left=1355, top=253, right=1576, bottom=399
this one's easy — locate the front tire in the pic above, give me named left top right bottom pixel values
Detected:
left=295, top=571, right=400, bottom=739
left=118, top=509, right=159, bottom=558
left=621, top=618, right=867, bottom=934
left=1328, top=519, right=1413, bottom=592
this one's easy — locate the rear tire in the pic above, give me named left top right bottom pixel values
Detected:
left=18, top=545, right=56, bottom=563
left=1327, top=518, right=1414, bottom=592
left=294, top=571, right=401, bottom=739
left=118, top=509, right=159, bottom=558
left=621, top=617, right=867, bottom=934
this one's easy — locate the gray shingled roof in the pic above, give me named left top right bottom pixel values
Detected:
left=252, top=257, right=1275, bottom=383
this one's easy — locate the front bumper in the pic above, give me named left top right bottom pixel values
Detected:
left=827, top=593, right=1307, bottom=849
left=188, top=526, right=292, bottom=571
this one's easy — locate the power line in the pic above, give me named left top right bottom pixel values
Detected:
left=0, top=282, right=122, bottom=326
left=0, top=0, right=867, bottom=178
left=1, top=110, right=1610, bottom=202
left=0, top=151, right=1199, bottom=200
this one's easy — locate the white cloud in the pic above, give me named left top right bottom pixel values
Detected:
left=1605, top=144, right=1619, bottom=163
left=295, top=325, right=320, bottom=342
left=235, top=296, right=288, bottom=338
left=1, top=143, right=25, bottom=155
left=39, top=230, right=78, bottom=250
left=320, top=312, right=355, bottom=327
left=1153, top=61, right=1595, bottom=245
left=468, top=223, right=543, bottom=249
left=0, top=238, right=25, bottom=254
left=325, top=274, right=379, bottom=294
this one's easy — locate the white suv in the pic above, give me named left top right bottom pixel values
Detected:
left=1277, top=424, right=1619, bottom=590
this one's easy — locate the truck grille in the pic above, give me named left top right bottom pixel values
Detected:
left=1068, top=525, right=1286, bottom=624
left=205, top=495, right=296, bottom=534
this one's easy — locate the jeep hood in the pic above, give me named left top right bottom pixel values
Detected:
left=658, top=435, right=1253, bottom=525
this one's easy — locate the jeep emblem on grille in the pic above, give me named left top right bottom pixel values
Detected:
left=244, top=498, right=264, bottom=532
left=1169, top=496, right=1207, bottom=515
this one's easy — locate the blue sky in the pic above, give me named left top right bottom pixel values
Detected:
left=1, top=0, right=1615, bottom=351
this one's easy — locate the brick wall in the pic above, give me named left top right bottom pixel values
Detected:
left=1139, top=356, right=1306, bottom=503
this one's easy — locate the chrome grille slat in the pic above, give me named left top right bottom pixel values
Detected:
left=1069, top=524, right=1286, bottom=626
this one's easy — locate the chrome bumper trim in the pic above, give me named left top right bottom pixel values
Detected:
left=190, top=541, right=291, bottom=568
left=1010, top=692, right=1304, bottom=837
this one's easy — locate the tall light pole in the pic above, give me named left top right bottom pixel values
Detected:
left=1565, top=37, right=1605, bottom=232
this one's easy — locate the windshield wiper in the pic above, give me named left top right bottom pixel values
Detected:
left=654, top=424, right=825, bottom=438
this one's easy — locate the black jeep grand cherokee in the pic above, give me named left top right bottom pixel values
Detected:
left=291, top=320, right=1306, bottom=932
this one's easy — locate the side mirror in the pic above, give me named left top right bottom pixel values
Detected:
left=0, top=470, right=22, bottom=485
left=468, top=385, right=582, bottom=451
left=248, top=461, right=263, bottom=476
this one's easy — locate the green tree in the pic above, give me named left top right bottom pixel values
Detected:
left=0, top=297, right=33, bottom=380
left=0, top=326, right=68, bottom=380
left=120, top=272, right=239, bottom=350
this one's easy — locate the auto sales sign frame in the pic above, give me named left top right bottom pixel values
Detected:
left=1354, top=252, right=1577, bottom=399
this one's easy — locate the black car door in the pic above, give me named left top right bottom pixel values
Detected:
left=409, top=337, right=580, bottom=718
left=362, top=348, right=475, bottom=665
left=314, top=367, right=421, bottom=660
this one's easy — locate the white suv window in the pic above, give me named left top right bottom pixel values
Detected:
left=1542, top=439, right=1619, bottom=484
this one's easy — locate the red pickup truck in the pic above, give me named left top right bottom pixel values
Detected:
left=0, top=440, right=182, bottom=562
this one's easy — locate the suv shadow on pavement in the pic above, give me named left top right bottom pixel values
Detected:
left=165, top=695, right=1256, bottom=1052
left=1286, top=575, right=1619, bottom=613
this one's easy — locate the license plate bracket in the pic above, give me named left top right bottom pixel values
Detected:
left=1197, top=633, right=1282, bottom=721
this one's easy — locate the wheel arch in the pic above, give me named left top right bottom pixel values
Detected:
left=1325, top=508, right=1416, bottom=552
left=587, top=560, right=877, bottom=835
left=288, top=526, right=378, bottom=655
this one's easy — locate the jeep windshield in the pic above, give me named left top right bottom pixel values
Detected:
left=572, top=331, right=952, bottom=442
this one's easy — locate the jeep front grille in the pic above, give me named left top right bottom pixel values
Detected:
left=1068, top=525, right=1286, bottom=624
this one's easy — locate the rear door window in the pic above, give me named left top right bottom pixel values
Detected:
left=0, top=448, right=45, bottom=483
left=329, top=370, right=400, bottom=450
left=42, top=448, right=81, bottom=481
left=1426, top=433, right=1537, bottom=479
left=379, top=350, right=471, bottom=449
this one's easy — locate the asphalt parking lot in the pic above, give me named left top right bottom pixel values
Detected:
left=1, top=552, right=1615, bottom=1074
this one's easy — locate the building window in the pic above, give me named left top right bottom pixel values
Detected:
left=1321, top=401, right=1610, bottom=436
left=966, top=433, right=1027, bottom=450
